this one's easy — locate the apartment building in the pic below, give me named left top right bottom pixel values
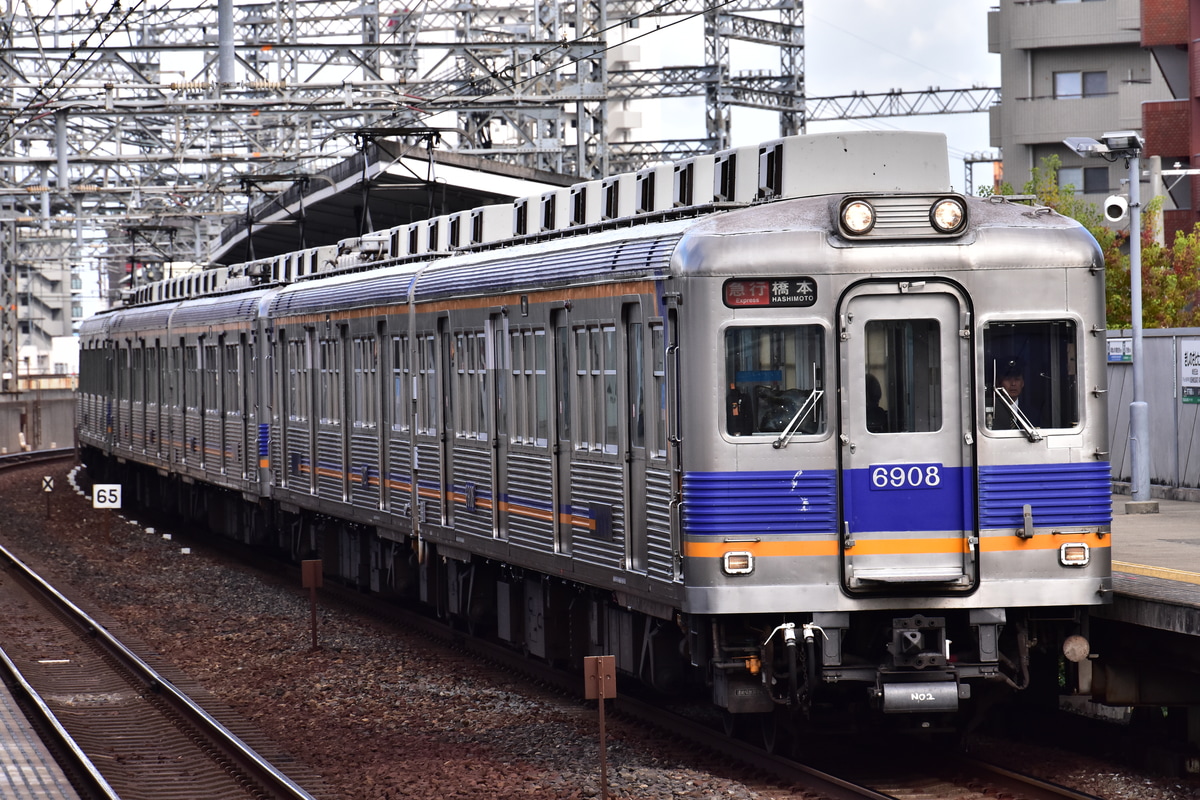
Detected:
left=988, top=0, right=1197, bottom=241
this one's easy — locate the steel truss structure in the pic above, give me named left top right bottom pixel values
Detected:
left=0, top=0, right=996, bottom=390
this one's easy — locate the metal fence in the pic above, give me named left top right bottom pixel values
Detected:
left=1107, top=328, right=1200, bottom=498
left=0, top=389, right=76, bottom=455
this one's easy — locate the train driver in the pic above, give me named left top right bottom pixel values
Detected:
left=992, top=358, right=1037, bottom=429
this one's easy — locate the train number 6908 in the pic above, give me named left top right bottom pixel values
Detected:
left=869, top=464, right=943, bottom=490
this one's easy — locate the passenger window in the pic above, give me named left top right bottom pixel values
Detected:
left=864, top=319, right=941, bottom=433
left=391, top=335, right=410, bottom=433
left=723, top=325, right=824, bottom=436
left=984, top=320, right=1078, bottom=431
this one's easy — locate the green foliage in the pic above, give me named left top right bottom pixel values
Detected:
left=981, top=156, right=1200, bottom=329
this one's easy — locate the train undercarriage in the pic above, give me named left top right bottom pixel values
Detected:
left=88, top=449, right=1084, bottom=745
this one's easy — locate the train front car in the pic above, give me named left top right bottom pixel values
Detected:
left=675, top=133, right=1112, bottom=728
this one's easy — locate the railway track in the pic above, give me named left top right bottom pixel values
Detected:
left=271, top=544, right=1108, bottom=800
left=0, top=453, right=321, bottom=800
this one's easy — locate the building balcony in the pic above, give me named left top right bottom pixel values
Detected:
left=990, top=0, right=1141, bottom=53
left=1003, top=94, right=1123, bottom=146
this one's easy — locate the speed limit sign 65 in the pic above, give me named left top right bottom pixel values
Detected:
left=92, top=484, right=122, bottom=509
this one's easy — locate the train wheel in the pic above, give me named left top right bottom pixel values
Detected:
left=721, top=709, right=738, bottom=738
left=760, top=711, right=792, bottom=755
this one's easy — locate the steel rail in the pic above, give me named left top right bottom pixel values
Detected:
left=0, top=537, right=318, bottom=800
left=0, top=645, right=119, bottom=800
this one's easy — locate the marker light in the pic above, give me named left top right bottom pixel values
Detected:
left=723, top=551, right=754, bottom=575
left=1059, top=542, right=1091, bottom=567
left=841, top=200, right=876, bottom=234
left=930, top=198, right=966, bottom=233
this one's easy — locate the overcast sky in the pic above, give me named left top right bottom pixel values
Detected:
left=638, top=0, right=1001, bottom=192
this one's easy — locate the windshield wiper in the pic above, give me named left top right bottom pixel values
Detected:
left=995, top=386, right=1043, bottom=443
left=772, top=389, right=824, bottom=449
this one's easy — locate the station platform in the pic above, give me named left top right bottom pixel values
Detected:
left=0, top=677, right=81, bottom=799
left=1099, top=494, right=1200, bottom=633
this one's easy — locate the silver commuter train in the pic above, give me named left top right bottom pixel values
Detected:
left=77, top=130, right=1112, bottom=731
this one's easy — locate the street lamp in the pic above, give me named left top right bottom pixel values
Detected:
left=1063, top=131, right=1157, bottom=512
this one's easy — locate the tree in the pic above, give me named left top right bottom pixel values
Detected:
left=984, top=155, right=1200, bottom=329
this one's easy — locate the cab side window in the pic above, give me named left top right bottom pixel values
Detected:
left=723, top=325, right=824, bottom=437
left=984, top=320, right=1079, bottom=431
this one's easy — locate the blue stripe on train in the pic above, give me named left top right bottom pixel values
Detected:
left=682, top=470, right=838, bottom=537
left=681, top=461, right=1113, bottom=538
left=843, top=465, right=971, bottom=534
left=978, top=462, right=1112, bottom=528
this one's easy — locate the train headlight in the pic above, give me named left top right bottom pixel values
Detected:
left=930, top=197, right=966, bottom=234
left=841, top=200, right=876, bottom=234
left=1058, top=542, right=1091, bottom=567
left=722, top=551, right=754, bottom=575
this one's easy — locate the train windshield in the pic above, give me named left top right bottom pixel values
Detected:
left=984, top=320, right=1079, bottom=432
left=724, top=325, right=825, bottom=436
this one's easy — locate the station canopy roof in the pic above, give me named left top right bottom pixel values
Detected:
left=211, top=136, right=576, bottom=266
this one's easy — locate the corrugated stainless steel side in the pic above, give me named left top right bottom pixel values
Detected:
left=282, top=425, right=311, bottom=492
left=387, top=438, right=413, bottom=516
left=507, top=451, right=554, bottom=552
left=116, top=400, right=130, bottom=453
left=224, top=417, right=245, bottom=480
left=131, top=403, right=145, bottom=455
left=203, top=413, right=222, bottom=473
left=349, top=431, right=381, bottom=510
left=165, top=406, right=183, bottom=465
left=569, top=460, right=626, bottom=571
left=270, top=422, right=285, bottom=488
left=645, top=467, right=676, bottom=583
left=146, top=403, right=164, bottom=461
left=315, top=428, right=346, bottom=500
left=183, top=409, right=202, bottom=467
left=413, top=441, right=443, bottom=522
left=450, top=445, right=493, bottom=538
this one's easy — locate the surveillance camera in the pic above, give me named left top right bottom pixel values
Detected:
left=1104, top=195, right=1129, bottom=223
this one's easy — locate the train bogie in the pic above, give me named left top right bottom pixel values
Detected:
left=79, top=130, right=1112, bottom=726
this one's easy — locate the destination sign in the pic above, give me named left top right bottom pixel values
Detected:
left=723, top=278, right=817, bottom=308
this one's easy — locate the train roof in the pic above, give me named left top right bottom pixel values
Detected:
left=672, top=193, right=1103, bottom=277
left=106, top=130, right=958, bottom=312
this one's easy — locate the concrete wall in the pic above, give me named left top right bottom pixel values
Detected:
left=0, top=390, right=75, bottom=454
left=1107, top=328, right=1200, bottom=495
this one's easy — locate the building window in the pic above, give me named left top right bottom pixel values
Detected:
left=1058, top=166, right=1108, bottom=194
left=1054, top=71, right=1107, bottom=99
left=1083, top=166, right=1108, bottom=194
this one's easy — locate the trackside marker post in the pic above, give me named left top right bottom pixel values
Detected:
left=301, top=560, right=323, bottom=651
left=42, top=476, right=53, bottom=520
left=584, top=655, right=616, bottom=800
left=92, top=483, right=122, bottom=542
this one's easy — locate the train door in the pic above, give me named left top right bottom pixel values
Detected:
left=624, top=302, right=648, bottom=572
left=277, top=331, right=291, bottom=490
left=837, top=282, right=976, bottom=592
left=490, top=314, right=510, bottom=539
left=552, top=311, right=572, bottom=555
left=376, top=320, right=389, bottom=511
